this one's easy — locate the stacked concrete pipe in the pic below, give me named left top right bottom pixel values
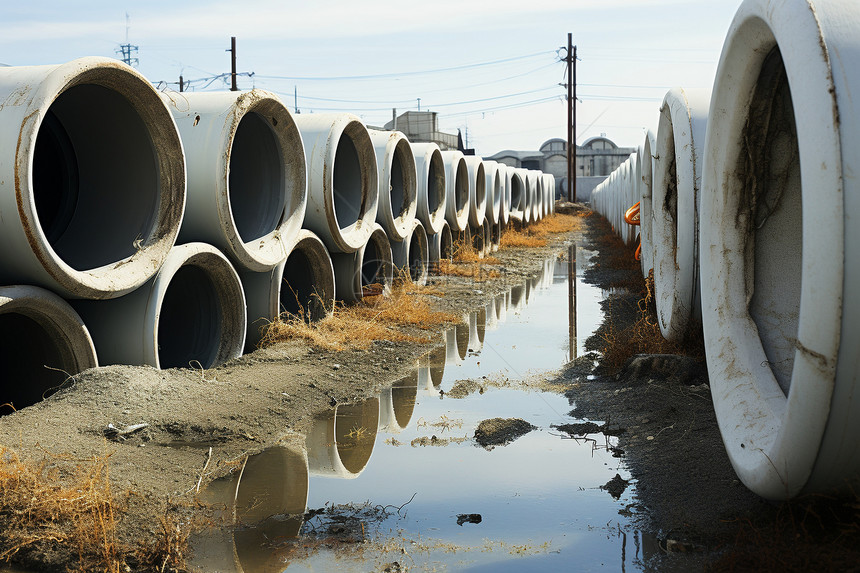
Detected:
left=367, top=129, right=418, bottom=242
left=0, top=57, right=186, bottom=299
left=331, top=223, right=393, bottom=303
left=463, top=155, right=487, bottom=229
left=392, top=219, right=429, bottom=285
left=411, top=142, right=447, bottom=235
left=701, top=0, right=860, bottom=499
left=295, top=113, right=379, bottom=253
left=427, top=220, right=454, bottom=272
left=483, top=160, right=502, bottom=228
left=639, top=130, right=657, bottom=278
left=241, top=229, right=335, bottom=350
left=652, top=87, right=710, bottom=341
left=440, top=150, right=470, bottom=232
left=73, top=242, right=246, bottom=369
left=0, top=285, right=98, bottom=409
left=508, top=167, right=526, bottom=224
left=499, top=164, right=512, bottom=226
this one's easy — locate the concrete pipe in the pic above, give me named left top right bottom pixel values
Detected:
left=367, top=129, right=418, bottom=242
left=193, top=443, right=309, bottom=573
left=331, top=223, right=393, bottom=303
left=0, top=285, right=98, bottom=410
left=701, top=0, right=860, bottom=499
left=0, top=57, right=185, bottom=300
left=294, top=113, right=378, bottom=253
left=73, top=242, right=246, bottom=369
left=240, top=229, right=335, bottom=351
left=411, top=142, right=447, bottom=235
left=508, top=168, right=526, bottom=223
left=491, top=221, right=502, bottom=252
left=427, top=220, right=454, bottom=272
left=652, top=87, right=710, bottom=341
left=391, top=219, right=429, bottom=285
left=528, top=170, right=542, bottom=223
left=624, top=154, right=639, bottom=246
left=479, top=216, right=492, bottom=256
left=483, top=160, right=502, bottom=226
left=305, top=396, right=379, bottom=478
left=640, top=130, right=657, bottom=279
left=463, top=156, right=487, bottom=228
left=378, top=374, right=418, bottom=433
left=161, top=89, right=306, bottom=273
left=499, top=164, right=512, bottom=225
left=440, top=150, right=470, bottom=232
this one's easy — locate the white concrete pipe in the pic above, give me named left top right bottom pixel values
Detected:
left=528, top=170, right=542, bottom=223
left=0, top=57, right=186, bottom=300
left=701, top=0, right=860, bottom=499
left=440, top=150, right=470, bottom=232
left=411, top=142, right=447, bottom=235
left=508, top=167, right=526, bottom=223
left=491, top=221, right=502, bottom=252
left=331, top=222, right=393, bottom=303
left=391, top=219, right=429, bottom=285
left=378, top=374, right=418, bottom=433
left=72, top=242, right=246, bottom=369
left=294, top=113, right=379, bottom=253
left=624, top=154, right=639, bottom=246
left=161, top=89, right=306, bottom=273
left=367, top=129, right=418, bottom=242
left=463, top=155, right=487, bottom=228
left=652, top=87, right=710, bottom=341
left=240, top=229, right=335, bottom=351
left=305, top=396, right=379, bottom=478
left=427, top=220, right=454, bottom=272
left=479, top=216, right=492, bottom=256
left=640, top=130, right=657, bottom=278
left=499, top=164, right=512, bottom=225
left=483, top=160, right=502, bottom=226
left=0, top=285, right=98, bottom=410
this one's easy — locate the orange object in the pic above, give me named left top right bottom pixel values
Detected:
left=625, top=202, right=640, bottom=225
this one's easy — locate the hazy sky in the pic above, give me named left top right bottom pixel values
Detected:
left=0, top=0, right=743, bottom=156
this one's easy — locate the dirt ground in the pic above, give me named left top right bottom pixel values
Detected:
left=2, top=205, right=857, bottom=572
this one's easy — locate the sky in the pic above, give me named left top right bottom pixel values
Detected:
left=0, top=0, right=743, bottom=156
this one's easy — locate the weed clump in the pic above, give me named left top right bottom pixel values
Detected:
left=500, top=212, right=585, bottom=249
left=434, top=239, right=501, bottom=281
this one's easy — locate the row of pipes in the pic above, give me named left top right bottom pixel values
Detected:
left=591, top=0, right=860, bottom=500
left=0, top=56, right=555, bottom=412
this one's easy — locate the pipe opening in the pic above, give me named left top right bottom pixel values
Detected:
left=34, top=84, right=159, bottom=270
left=157, top=265, right=222, bottom=369
left=229, top=112, right=286, bottom=243
left=281, top=248, right=328, bottom=322
left=510, top=176, right=523, bottom=211
left=333, top=132, right=363, bottom=230
left=440, top=227, right=453, bottom=261
left=360, top=237, right=385, bottom=291
left=492, top=173, right=501, bottom=211
left=472, top=226, right=485, bottom=253
left=455, top=162, right=468, bottom=215
left=390, top=143, right=411, bottom=219
left=408, top=233, right=425, bottom=282
left=427, top=152, right=445, bottom=214
left=0, top=313, right=74, bottom=411
left=475, top=166, right=486, bottom=207
left=742, top=47, right=802, bottom=395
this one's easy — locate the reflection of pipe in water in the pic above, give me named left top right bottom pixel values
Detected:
left=467, top=308, right=487, bottom=355
left=379, top=373, right=419, bottom=433
left=509, top=283, right=526, bottom=314
left=494, top=292, right=508, bottom=326
left=484, top=298, right=500, bottom=332
left=427, top=344, right=446, bottom=388
left=306, top=396, right=380, bottom=478
left=454, top=318, right=470, bottom=360
left=192, top=444, right=309, bottom=573
left=444, top=327, right=462, bottom=366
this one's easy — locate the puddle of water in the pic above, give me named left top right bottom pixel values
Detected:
left=189, top=246, right=647, bottom=572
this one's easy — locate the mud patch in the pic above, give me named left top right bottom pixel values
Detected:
left=474, top=417, right=535, bottom=448
left=446, top=379, right=485, bottom=399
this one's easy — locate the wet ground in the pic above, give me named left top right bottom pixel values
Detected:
left=186, top=243, right=665, bottom=572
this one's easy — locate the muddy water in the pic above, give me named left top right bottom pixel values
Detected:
left=190, top=246, right=654, bottom=572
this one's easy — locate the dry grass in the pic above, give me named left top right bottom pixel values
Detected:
left=596, top=273, right=704, bottom=374
left=0, top=447, right=191, bottom=573
left=500, top=212, right=586, bottom=249
left=434, top=239, right=501, bottom=281
left=261, top=282, right=461, bottom=351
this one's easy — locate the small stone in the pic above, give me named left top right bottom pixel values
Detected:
left=332, top=364, right=341, bottom=370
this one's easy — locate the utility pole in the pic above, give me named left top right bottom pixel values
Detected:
left=417, top=97, right=421, bottom=111
left=294, top=86, right=299, bottom=114
left=228, top=37, right=238, bottom=91
left=566, top=33, right=577, bottom=203
left=179, top=75, right=184, bottom=92
left=573, top=43, right=577, bottom=203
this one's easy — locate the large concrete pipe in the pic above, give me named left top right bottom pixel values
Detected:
left=0, top=57, right=186, bottom=300
left=73, top=242, right=246, bottom=369
left=483, top=160, right=502, bottom=226
left=527, top=170, right=542, bottom=223
left=479, top=216, right=492, bottom=257
left=411, top=142, right=447, bottom=235
left=440, top=150, right=470, bottom=232
left=427, top=220, right=454, bottom=272
left=652, top=87, right=710, bottom=341
left=701, top=0, right=860, bottom=499
left=193, top=443, right=309, bottom=573
left=392, top=219, right=429, bottom=285
left=161, top=89, right=306, bottom=272
left=306, top=396, right=379, bottom=478
left=294, top=113, right=378, bottom=253
left=640, top=130, right=657, bottom=278
left=0, top=285, right=98, bottom=410
left=499, top=164, right=512, bottom=225
left=367, top=129, right=418, bottom=242
left=241, top=229, right=335, bottom=351
left=463, top=156, right=487, bottom=228
left=378, top=374, right=418, bottom=433
left=491, top=221, right=502, bottom=253
left=623, top=154, right=639, bottom=246
left=509, top=167, right=526, bottom=223
left=331, top=223, right=393, bottom=303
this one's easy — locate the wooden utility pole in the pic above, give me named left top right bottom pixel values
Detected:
left=573, top=44, right=577, bottom=202
left=229, top=37, right=238, bottom=91
left=566, top=33, right=577, bottom=203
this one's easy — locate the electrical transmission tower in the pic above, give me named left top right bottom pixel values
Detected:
left=117, top=13, right=139, bottom=67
